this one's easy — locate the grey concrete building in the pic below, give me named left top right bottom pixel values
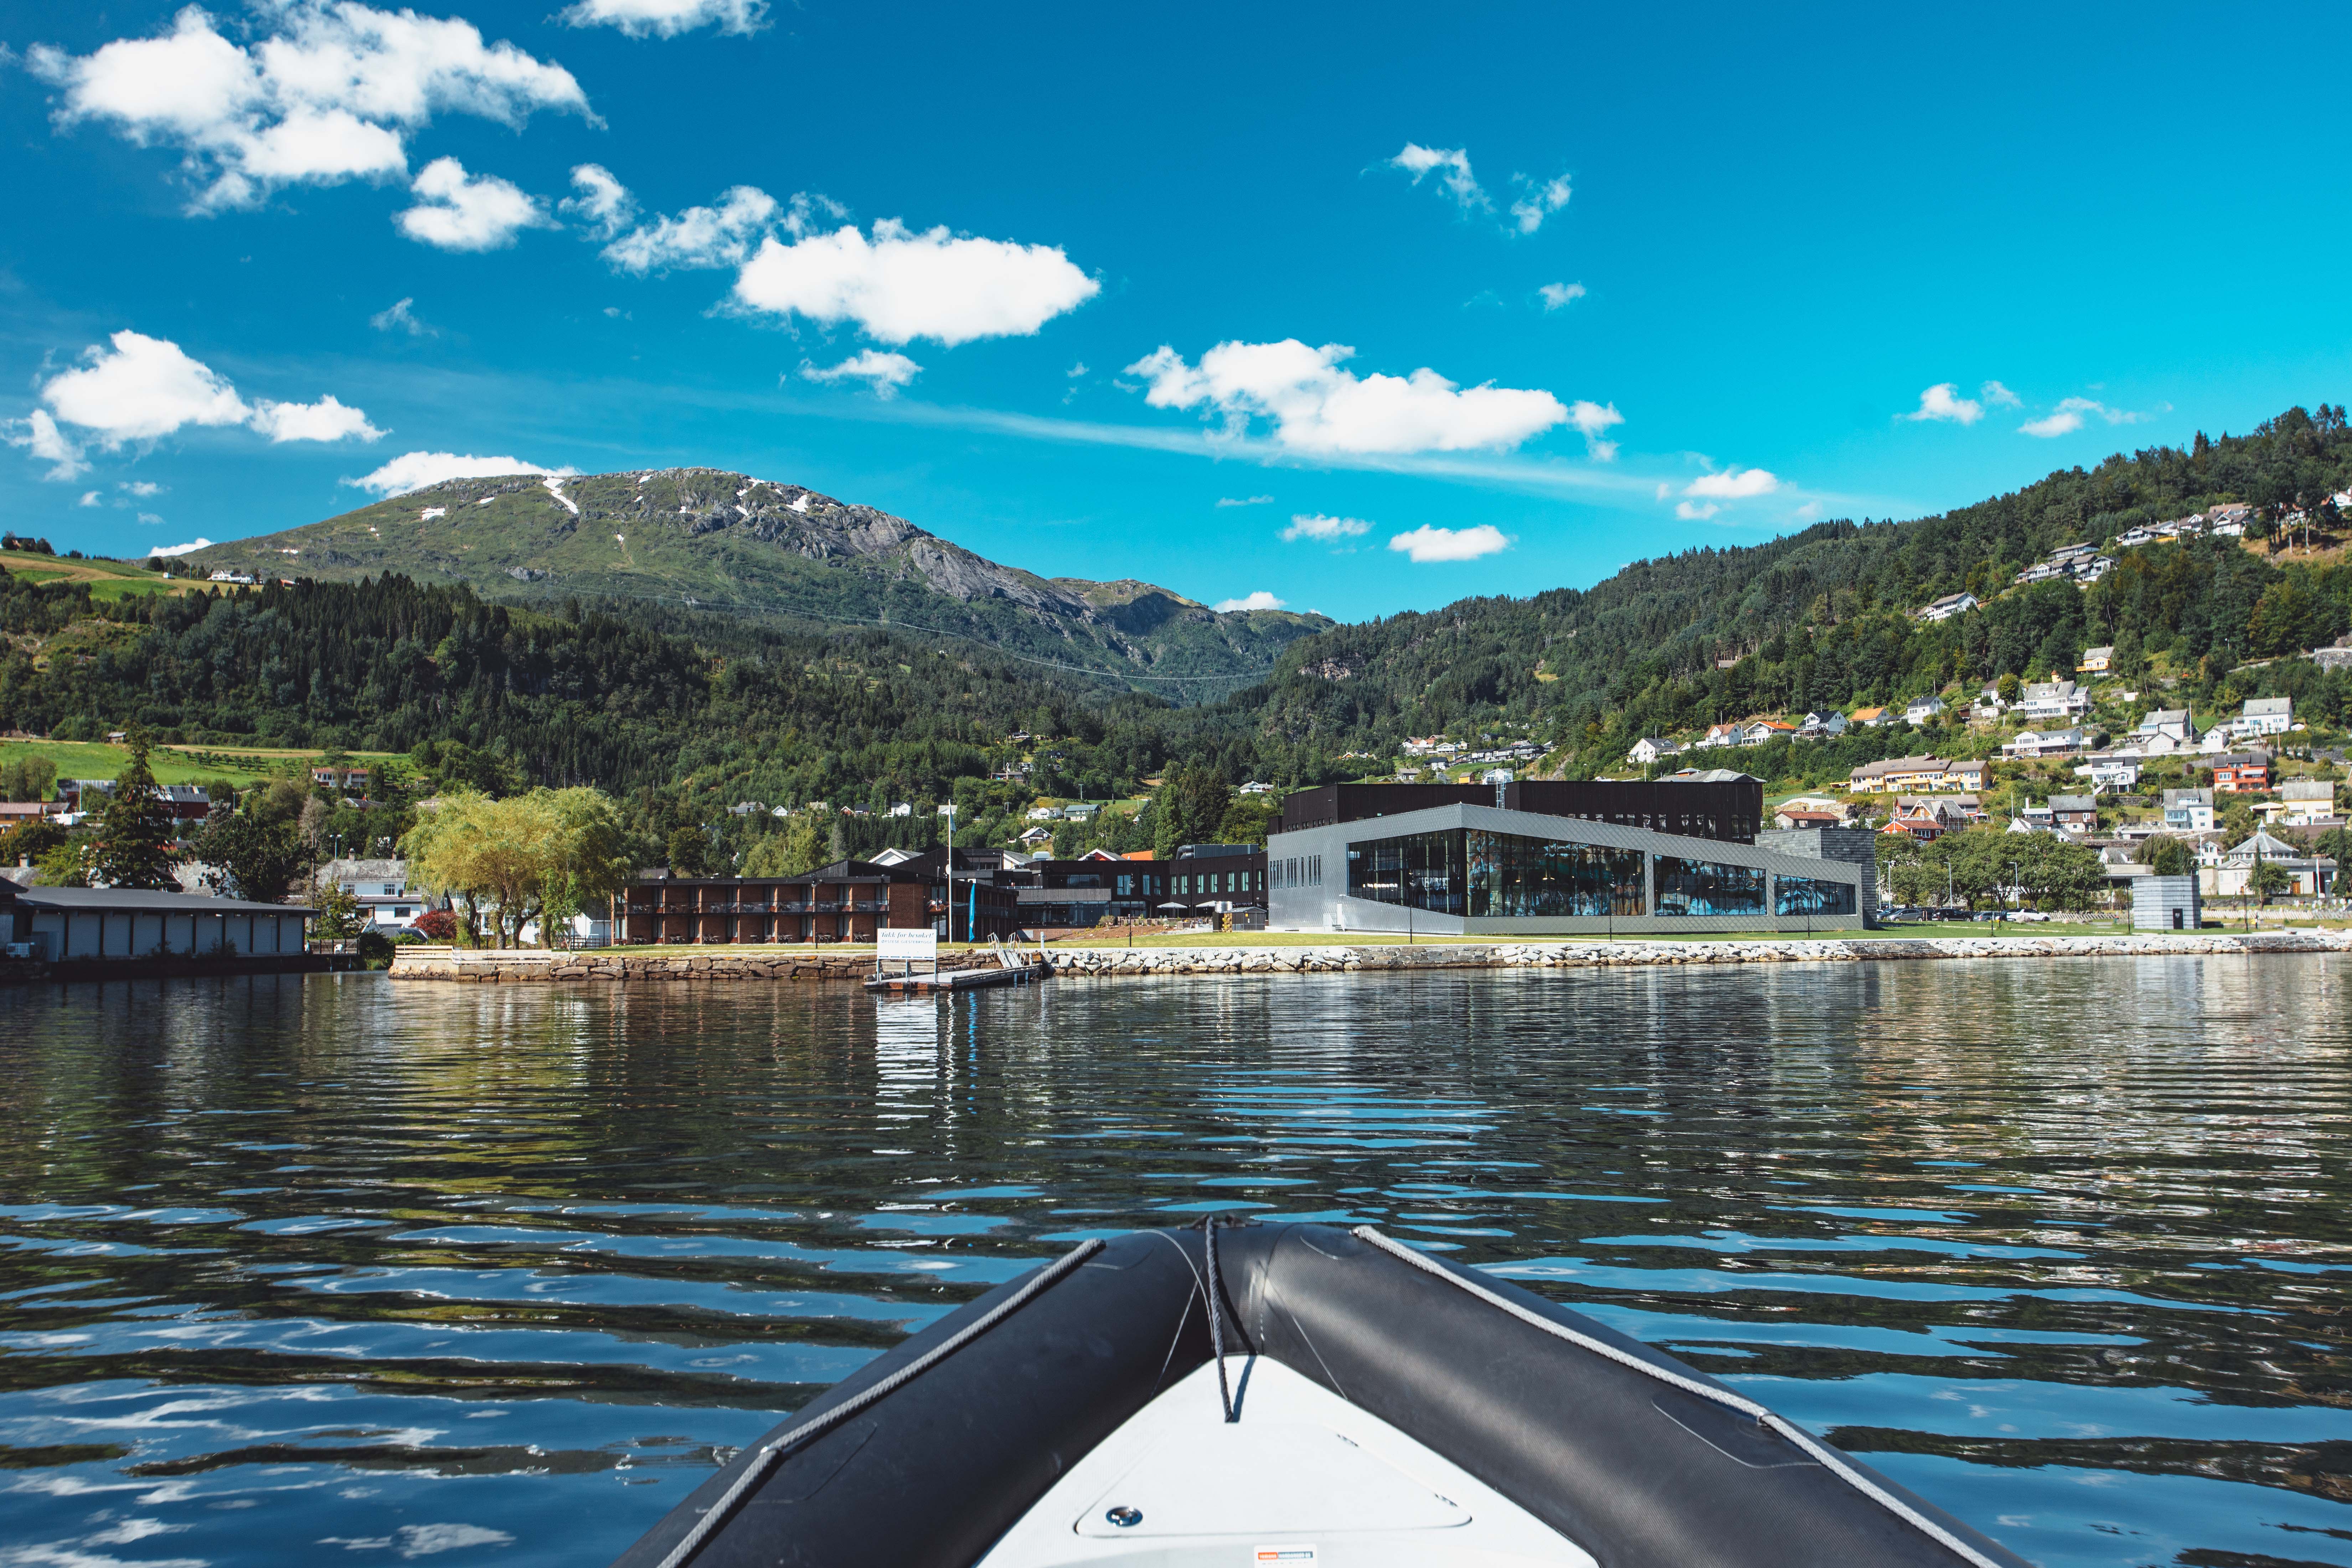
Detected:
left=1754, top=825, right=1879, bottom=922
left=1267, top=800, right=1866, bottom=937
left=2131, top=875, right=2202, bottom=933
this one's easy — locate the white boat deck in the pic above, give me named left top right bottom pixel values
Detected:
left=976, top=1356, right=1595, bottom=1568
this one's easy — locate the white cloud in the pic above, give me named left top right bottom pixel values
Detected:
left=1683, top=466, right=1779, bottom=499
left=1675, top=501, right=1719, bottom=520
left=370, top=296, right=433, bottom=335
left=561, top=0, right=768, bottom=37
left=1388, top=523, right=1510, bottom=562
left=43, top=332, right=246, bottom=443
left=396, top=158, right=552, bottom=251
left=249, top=395, right=385, bottom=443
left=148, top=537, right=213, bottom=557
left=799, top=350, right=922, bottom=398
left=560, top=164, right=635, bottom=238
left=136, top=511, right=165, bottom=524
left=1538, top=282, right=1585, bottom=311
left=1903, top=383, right=1982, bottom=424
left=2021, top=396, right=2146, bottom=438
left=1509, top=174, right=1572, bottom=234
left=30, top=330, right=378, bottom=453
left=1212, top=590, right=1286, bottom=612
left=1567, top=399, right=1623, bottom=461
left=604, top=184, right=776, bottom=272
left=27, top=2, right=589, bottom=213
left=733, top=219, right=1098, bottom=346
left=1281, top=513, right=1373, bottom=542
left=5, top=409, right=89, bottom=480
left=346, top=450, right=560, bottom=496
left=1067, top=362, right=1088, bottom=378
left=79, top=490, right=101, bottom=506
left=1980, top=380, right=2021, bottom=408
left=1391, top=144, right=1489, bottom=214
left=121, top=480, right=163, bottom=496
left=1125, top=340, right=1570, bottom=455
left=1216, top=495, right=1274, bottom=508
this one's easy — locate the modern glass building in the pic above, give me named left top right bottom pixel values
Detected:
left=1268, top=799, right=1866, bottom=935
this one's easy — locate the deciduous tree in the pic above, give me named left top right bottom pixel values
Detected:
left=402, top=788, right=634, bottom=948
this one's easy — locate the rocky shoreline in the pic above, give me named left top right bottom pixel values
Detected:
left=1040, top=929, right=2352, bottom=975
left=386, top=929, right=2352, bottom=983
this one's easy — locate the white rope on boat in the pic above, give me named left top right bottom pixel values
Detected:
left=654, top=1237, right=1107, bottom=1568
left=1349, top=1226, right=2008, bottom=1568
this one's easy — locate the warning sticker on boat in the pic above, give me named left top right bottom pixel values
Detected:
left=1252, top=1550, right=1316, bottom=1563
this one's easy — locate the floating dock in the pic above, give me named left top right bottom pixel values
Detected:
left=864, top=960, right=1050, bottom=994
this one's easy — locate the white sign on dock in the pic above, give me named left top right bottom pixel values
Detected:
left=876, top=928, right=939, bottom=961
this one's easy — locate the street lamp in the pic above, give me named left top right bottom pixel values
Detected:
left=2006, top=859, right=2021, bottom=917
left=942, top=801, right=956, bottom=946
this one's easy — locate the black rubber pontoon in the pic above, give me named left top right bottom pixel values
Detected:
left=613, top=1221, right=2027, bottom=1568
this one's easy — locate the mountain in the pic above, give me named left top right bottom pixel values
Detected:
left=182, top=468, right=1326, bottom=697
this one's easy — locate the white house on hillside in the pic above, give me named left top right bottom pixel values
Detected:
left=2018, top=680, right=2090, bottom=722
left=1627, top=737, right=1682, bottom=766
left=2234, top=697, right=2292, bottom=738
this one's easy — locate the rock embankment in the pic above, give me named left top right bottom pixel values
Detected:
left=388, top=930, right=2352, bottom=983
left=1044, top=929, right=2352, bottom=976
left=388, top=948, right=1006, bottom=983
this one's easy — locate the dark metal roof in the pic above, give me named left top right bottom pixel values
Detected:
left=5, top=886, right=314, bottom=915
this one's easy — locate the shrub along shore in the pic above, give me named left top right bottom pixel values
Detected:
left=386, top=928, right=2352, bottom=982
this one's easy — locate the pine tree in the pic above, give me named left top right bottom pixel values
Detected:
left=90, top=729, right=179, bottom=890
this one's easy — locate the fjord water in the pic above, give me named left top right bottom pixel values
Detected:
left=3, top=960, right=2348, bottom=1568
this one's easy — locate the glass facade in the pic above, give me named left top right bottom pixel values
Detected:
left=1344, top=825, right=1853, bottom=923
left=1773, top=873, right=1857, bottom=917
left=1653, top=856, right=1767, bottom=917
left=1465, top=829, right=1644, bottom=917
left=1346, top=830, right=1468, bottom=914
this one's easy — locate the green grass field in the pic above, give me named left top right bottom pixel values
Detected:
left=0, top=739, right=403, bottom=789
left=1, top=548, right=198, bottom=599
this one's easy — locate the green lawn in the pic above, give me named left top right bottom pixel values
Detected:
left=1, top=549, right=196, bottom=598
left=0, top=739, right=402, bottom=789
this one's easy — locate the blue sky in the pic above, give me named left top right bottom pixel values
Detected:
left=5, top=2, right=2351, bottom=622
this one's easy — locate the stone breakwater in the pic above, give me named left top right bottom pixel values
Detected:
left=388, top=949, right=1002, bottom=983
left=1041, top=928, right=2352, bottom=976
left=388, top=929, right=2352, bottom=983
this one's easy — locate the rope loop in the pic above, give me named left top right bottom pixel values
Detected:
left=1201, top=1213, right=1237, bottom=1423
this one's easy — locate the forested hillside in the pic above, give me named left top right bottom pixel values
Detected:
left=10, top=405, right=2352, bottom=867
left=0, top=570, right=1312, bottom=862
left=1217, top=405, right=2352, bottom=774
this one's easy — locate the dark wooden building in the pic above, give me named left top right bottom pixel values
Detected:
left=610, top=856, right=1023, bottom=945
left=612, top=861, right=925, bottom=946
left=877, top=848, right=1026, bottom=942
left=1016, top=845, right=1267, bottom=928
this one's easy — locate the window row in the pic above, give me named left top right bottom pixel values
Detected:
left=1342, top=829, right=1856, bottom=919
left=1270, top=854, right=1324, bottom=890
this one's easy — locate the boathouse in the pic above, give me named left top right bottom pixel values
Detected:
left=1, top=883, right=315, bottom=962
